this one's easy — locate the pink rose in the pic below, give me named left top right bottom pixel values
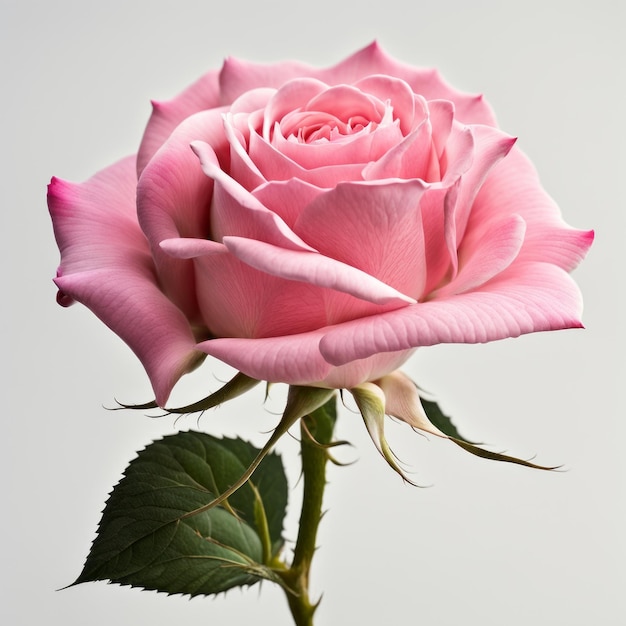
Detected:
left=49, top=43, right=593, bottom=407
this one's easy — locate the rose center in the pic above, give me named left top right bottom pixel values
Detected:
left=280, top=109, right=376, bottom=145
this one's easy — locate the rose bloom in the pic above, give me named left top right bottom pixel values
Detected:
left=49, top=43, right=593, bottom=407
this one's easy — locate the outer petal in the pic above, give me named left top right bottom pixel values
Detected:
left=320, top=349, right=414, bottom=389
left=319, top=261, right=585, bottom=366
left=471, top=146, right=594, bottom=270
left=450, top=125, right=517, bottom=246
left=431, top=214, right=526, bottom=298
left=437, top=124, right=514, bottom=280
left=189, top=241, right=411, bottom=341
left=137, top=109, right=229, bottom=321
left=198, top=330, right=333, bottom=384
left=197, top=332, right=413, bottom=388
left=315, top=42, right=497, bottom=126
left=137, top=69, right=222, bottom=175
left=48, top=157, right=202, bottom=405
left=218, top=56, right=316, bottom=104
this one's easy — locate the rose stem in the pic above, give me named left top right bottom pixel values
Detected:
left=277, top=396, right=336, bottom=626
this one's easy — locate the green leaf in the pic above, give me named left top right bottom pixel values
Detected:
left=419, top=396, right=476, bottom=443
left=74, top=431, right=288, bottom=597
left=177, top=386, right=337, bottom=519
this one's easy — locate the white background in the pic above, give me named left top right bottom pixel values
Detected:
left=3, top=0, right=624, bottom=624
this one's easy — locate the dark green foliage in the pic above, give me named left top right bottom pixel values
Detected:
left=74, top=431, right=288, bottom=597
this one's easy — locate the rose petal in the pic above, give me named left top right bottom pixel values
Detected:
left=191, top=250, right=329, bottom=339
left=262, top=78, right=329, bottom=137
left=427, top=99, right=455, bottom=160
left=294, top=179, right=429, bottom=302
left=440, top=124, right=515, bottom=278
left=451, top=125, right=517, bottom=244
left=229, top=86, right=276, bottom=116
left=137, top=109, right=229, bottom=320
left=275, top=119, right=403, bottom=169
left=440, top=123, right=475, bottom=185
left=247, top=129, right=366, bottom=187
left=137, top=70, right=222, bottom=175
left=49, top=157, right=145, bottom=276
left=305, top=84, right=384, bottom=121
left=222, top=236, right=416, bottom=306
left=431, top=214, right=526, bottom=298
left=321, top=349, right=414, bottom=389
left=425, top=124, right=474, bottom=283
left=48, top=157, right=202, bottom=405
left=219, top=55, right=315, bottom=104
left=191, top=140, right=315, bottom=251
left=223, top=110, right=268, bottom=191
left=160, top=238, right=227, bottom=258
left=55, top=270, right=204, bottom=406
left=354, top=75, right=418, bottom=134
left=198, top=330, right=333, bottom=384
left=252, top=178, right=324, bottom=229
left=319, top=262, right=585, bottom=366
left=317, top=42, right=497, bottom=126
left=419, top=185, right=454, bottom=294
left=197, top=332, right=413, bottom=388
left=362, top=118, right=436, bottom=181
left=472, top=146, right=594, bottom=270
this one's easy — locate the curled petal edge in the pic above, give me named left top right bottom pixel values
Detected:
left=223, top=236, right=417, bottom=307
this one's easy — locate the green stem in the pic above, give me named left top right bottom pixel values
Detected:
left=277, top=396, right=336, bottom=626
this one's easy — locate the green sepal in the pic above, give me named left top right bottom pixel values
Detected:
left=421, top=396, right=559, bottom=470
left=450, top=437, right=561, bottom=470
left=114, top=372, right=260, bottom=413
left=73, top=431, right=288, bottom=597
left=351, top=383, right=420, bottom=486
